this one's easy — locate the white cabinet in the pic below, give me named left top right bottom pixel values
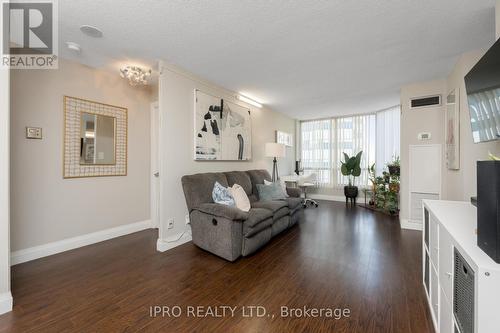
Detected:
left=430, top=215, right=439, bottom=271
left=423, top=200, right=500, bottom=333
left=438, top=226, right=453, bottom=302
left=439, top=288, right=453, bottom=333
left=430, top=266, right=439, bottom=325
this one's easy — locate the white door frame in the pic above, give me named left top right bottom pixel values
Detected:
left=0, top=66, right=12, bottom=314
left=150, top=102, right=160, bottom=229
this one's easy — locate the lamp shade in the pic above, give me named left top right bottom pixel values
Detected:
left=265, top=143, right=286, bottom=158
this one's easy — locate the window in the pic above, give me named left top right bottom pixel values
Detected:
left=375, top=106, right=401, bottom=175
left=301, top=119, right=332, bottom=185
left=300, top=106, right=400, bottom=188
left=335, top=115, right=376, bottom=187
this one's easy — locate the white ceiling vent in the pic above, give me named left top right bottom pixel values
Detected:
left=409, top=95, right=441, bottom=109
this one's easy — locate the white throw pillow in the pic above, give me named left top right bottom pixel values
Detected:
left=264, top=179, right=289, bottom=197
left=229, top=184, right=251, bottom=212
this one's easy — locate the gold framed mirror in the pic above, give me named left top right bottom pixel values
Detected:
left=63, top=96, right=127, bottom=178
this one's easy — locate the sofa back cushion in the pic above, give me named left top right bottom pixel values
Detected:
left=181, top=172, right=229, bottom=211
left=224, top=171, right=253, bottom=196
left=256, top=183, right=287, bottom=201
left=246, top=169, right=272, bottom=200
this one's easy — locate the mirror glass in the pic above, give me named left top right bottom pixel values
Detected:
left=80, top=112, right=116, bottom=165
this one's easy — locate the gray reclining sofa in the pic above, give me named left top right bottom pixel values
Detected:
left=181, top=169, right=303, bottom=261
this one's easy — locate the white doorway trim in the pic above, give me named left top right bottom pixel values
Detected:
left=150, top=102, right=160, bottom=229
left=0, top=66, right=12, bottom=314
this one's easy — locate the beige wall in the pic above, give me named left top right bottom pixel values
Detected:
left=400, top=50, right=500, bottom=224
left=497, top=0, right=500, bottom=39
left=0, top=67, right=12, bottom=313
left=444, top=50, right=500, bottom=201
left=159, top=62, right=296, bottom=237
left=399, top=79, right=447, bottom=222
left=10, top=59, right=153, bottom=251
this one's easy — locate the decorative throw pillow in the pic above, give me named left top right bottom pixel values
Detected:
left=212, top=181, right=235, bottom=206
left=264, top=179, right=289, bottom=198
left=228, top=184, right=251, bottom=212
left=256, top=183, right=287, bottom=201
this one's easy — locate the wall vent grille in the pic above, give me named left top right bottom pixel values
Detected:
left=410, top=95, right=441, bottom=109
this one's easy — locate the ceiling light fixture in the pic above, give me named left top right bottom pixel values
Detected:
left=120, top=66, right=152, bottom=86
left=80, top=25, right=103, bottom=38
left=65, top=41, right=81, bottom=54
left=237, top=94, right=263, bottom=108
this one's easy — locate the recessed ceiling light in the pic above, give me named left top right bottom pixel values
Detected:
left=80, top=25, right=103, bottom=38
left=65, top=42, right=81, bottom=53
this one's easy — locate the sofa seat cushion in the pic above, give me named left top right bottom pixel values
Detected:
left=251, top=201, right=289, bottom=220
left=194, top=203, right=249, bottom=221
left=243, top=208, right=273, bottom=237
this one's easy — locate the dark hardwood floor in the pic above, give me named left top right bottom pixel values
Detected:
left=0, top=201, right=434, bottom=332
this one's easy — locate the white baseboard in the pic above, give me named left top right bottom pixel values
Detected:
left=400, top=218, right=423, bottom=231
left=308, top=194, right=346, bottom=202
left=157, top=232, right=192, bottom=252
left=0, top=292, right=13, bottom=315
left=11, top=220, right=153, bottom=265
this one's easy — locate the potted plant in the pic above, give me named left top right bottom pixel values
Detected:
left=340, top=151, right=363, bottom=202
left=389, top=180, right=400, bottom=193
left=387, top=155, right=400, bottom=176
left=368, top=163, right=376, bottom=205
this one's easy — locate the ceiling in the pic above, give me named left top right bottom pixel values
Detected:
left=58, top=0, right=496, bottom=119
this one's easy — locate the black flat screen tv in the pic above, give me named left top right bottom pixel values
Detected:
left=464, top=38, right=500, bottom=143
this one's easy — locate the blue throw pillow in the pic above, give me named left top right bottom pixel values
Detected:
left=256, top=183, right=287, bottom=201
left=212, top=181, right=235, bottom=206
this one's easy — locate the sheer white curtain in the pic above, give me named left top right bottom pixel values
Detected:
left=301, top=119, right=332, bottom=187
left=468, top=89, right=500, bottom=143
left=335, top=115, right=376, bottom=187
left=375, top=106, right=401, bottom=175
left=300, top=107, right=399, bottom=188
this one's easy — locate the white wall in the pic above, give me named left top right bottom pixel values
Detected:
left=399, top=79, right=447, bottom=223
left=10, top=59, right=153, bottom=251
left=159, top=62, right=296, bottom=238
left=0, top=66, right=12, bottom=314
left=444, top=50, right=500, bottom=201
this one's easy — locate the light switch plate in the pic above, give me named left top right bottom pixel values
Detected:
left=26, top=127, right=42, bottom=139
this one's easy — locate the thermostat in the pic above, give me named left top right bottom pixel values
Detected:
left=26, top=127, right=42, bottom=139
left=418, top=132, right=431, bottom=140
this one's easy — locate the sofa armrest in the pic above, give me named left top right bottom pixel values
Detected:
left=286, top=187, right=301, bottom=198
left=193, top=203, right=248, bottom=221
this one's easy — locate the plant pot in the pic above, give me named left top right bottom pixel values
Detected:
left=344, top=186, right=358, bottom=198
left=388, top=165, right=400, bottom=176
left=389, top=183, right=400, bottom=193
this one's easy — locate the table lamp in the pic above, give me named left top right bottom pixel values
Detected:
left=265, top=143, right=286, bottom=182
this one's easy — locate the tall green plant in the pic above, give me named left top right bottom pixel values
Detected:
left=340, top=151, right=363, bottom=186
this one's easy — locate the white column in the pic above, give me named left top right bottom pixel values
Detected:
left=0, top=66, right=12, bottom=314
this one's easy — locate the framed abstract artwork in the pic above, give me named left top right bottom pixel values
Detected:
left=445, top=89, right=460, bottom=170
left=194, top=90, right=252, bottom=160
left=276, top=130, right=293, bottom=147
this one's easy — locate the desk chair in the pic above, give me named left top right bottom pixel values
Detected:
left=298, top=173, right=319, bottom=208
